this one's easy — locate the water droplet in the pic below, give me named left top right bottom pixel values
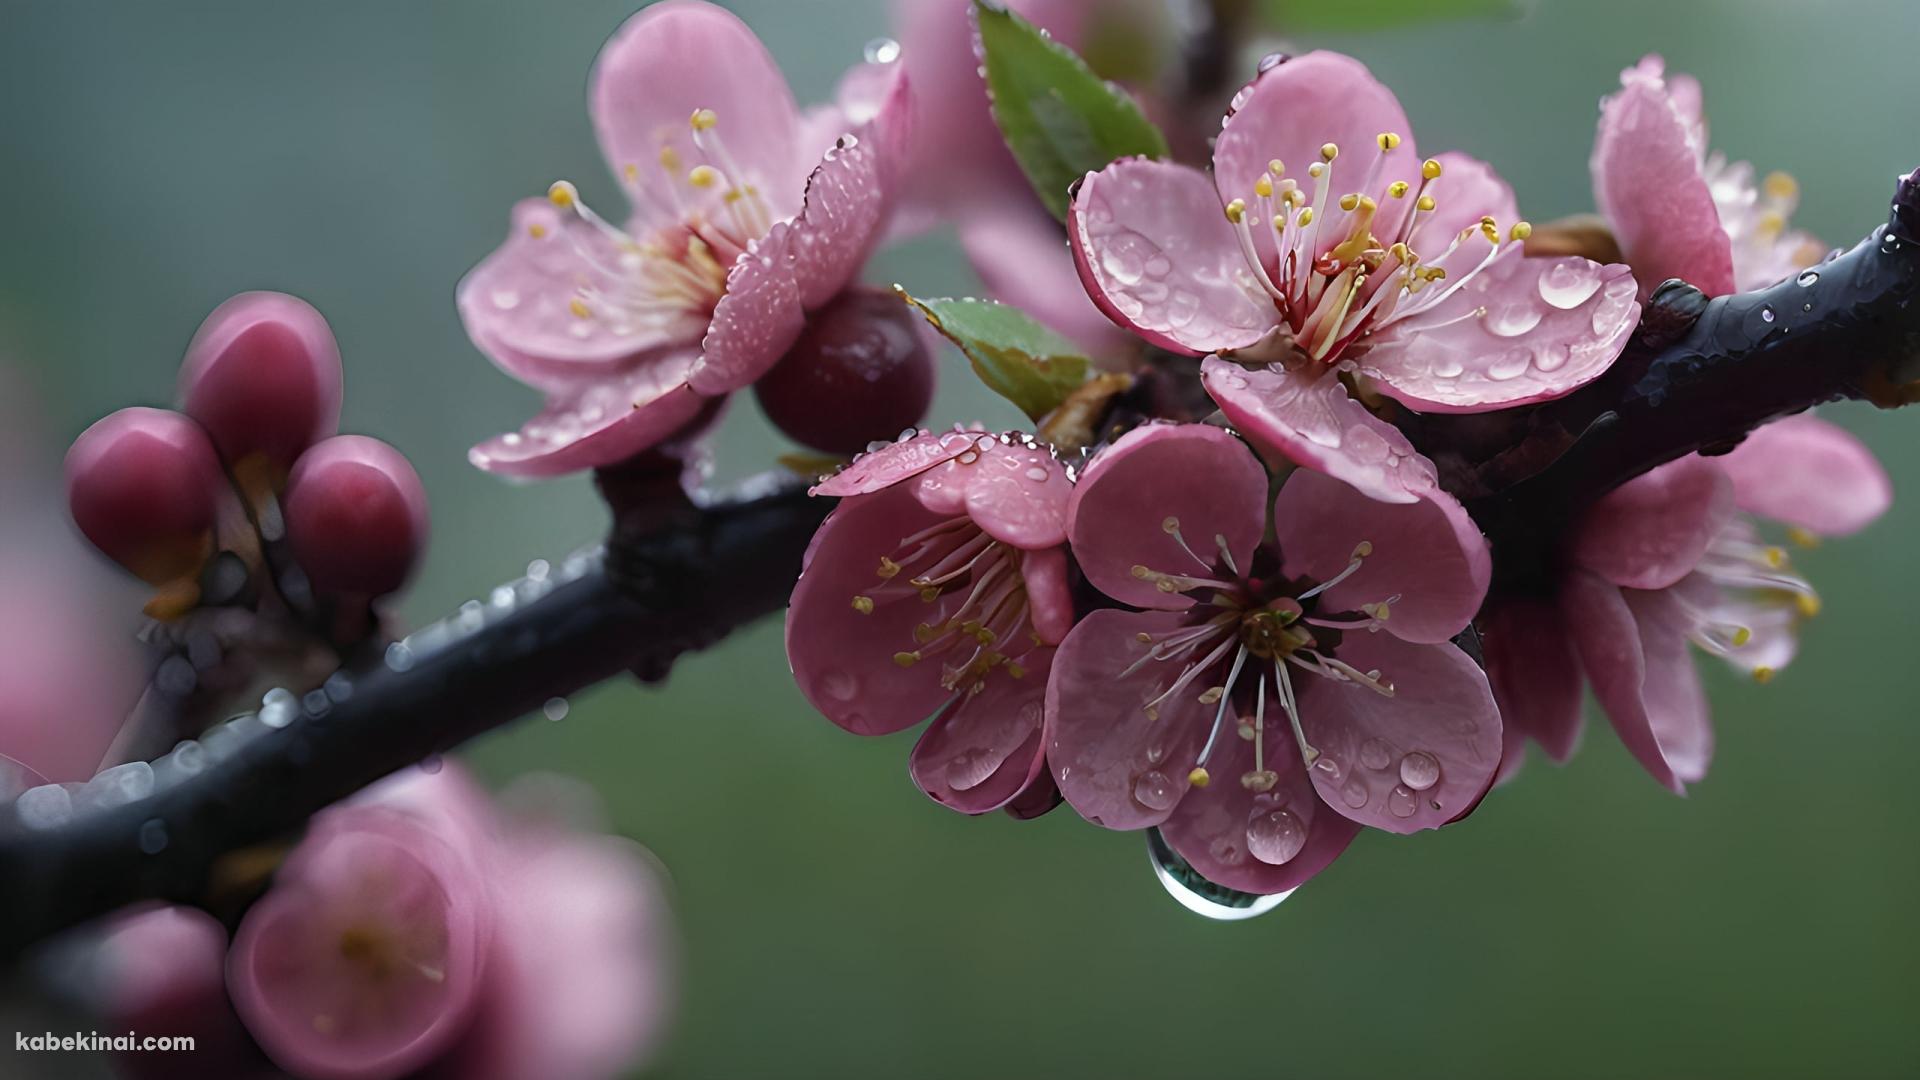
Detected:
left=155, top=655, right=197, bottom=696
left=259, top=696, right=295, bottom=729
left=1431, top=354, right=1466, bottom=378
left=1487, top=348, right=1532, bottom=380
left=302, top=690, right=331, bottom=719
left=1024, top=466, right=1048, bottom=482
left=138, top=818, right=169, bottom=854
left=1245, top=807, right=1307, bottom=865
left=385, top=643, right=415, bottom=673
left=1537, top=261, right=1602, bottom=308
left=945, top=748, right=1000, bottom=791
left=526, top=559, right=550, bottom=581
left=419, top=755, right=444, bottom=774
left=1340, top=777, right=1369, bottom=809
left=491, top=585, right=516, bottom=609
left=490, top=288, right=520, bottom=310
left=1398, top=751, right=1440, bottom=790
left=1146, top=829, right=1291, bottom=921
left=1358, top=738, right=1393, bottom=771
left=1100, top=244, right=1145, bottom=286
left=1133, top=770, right=1177, bottom=811
left=1484, top=300, right=1543, bottom=337
left=458, top=600, right=485, bottom=632
left=1532, top=341, right=1571, bottom=372
left=1311, top=756, right=1342, bottom=782
left=542, top=697, right=570, bottom=722
left=169, top=740, right=206, bottom=775
left=863, top=36, right=901, bottom=64
left=1387, top=784, right=1419, bottom=818
left=16, top=784, right=73, bottom=829
left=820, top=669, right=859, bottom=702
left=1256, top=51, right=1291, bottom=73
left=1761, top=306, right=1775, bottom=323
left=1796, top=269, right=1820, bottom=286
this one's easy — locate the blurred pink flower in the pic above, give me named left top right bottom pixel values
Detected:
left=788, top=428, right=1074, bottom=813
left=1048, top=423, right=1498, bottom=894
left=1068, top=51, right=1640, bottom=502
left=94, top=906, right=264, bottom=1079
left=459, top=0, right=912, bottom=477
left=1486, top=414, right=1890, bottom=790
left=1592, top=55, right=1825, bottom=298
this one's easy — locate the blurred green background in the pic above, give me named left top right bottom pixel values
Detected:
left=3, top=1, right=1916, bottom=1076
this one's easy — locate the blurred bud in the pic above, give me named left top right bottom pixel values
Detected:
left=754, top=286, right=935, bottom=455
left=95, top=905, right=259, bottom=1079
left=283, top=435, right=429, bottom=598
left=177, top=292, right=344, bottom=472
left=65, top=407, right=226, bottom=584
left=227, top=806, right=488, bottom=1080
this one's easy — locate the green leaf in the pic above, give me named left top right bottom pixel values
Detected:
left=898, top=290, right=1090, bottom=421
left=973, top=0, right=1170, bottom=221
left=1260, top=0, right=1520, bottom=33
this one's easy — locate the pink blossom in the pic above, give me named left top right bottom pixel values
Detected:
left=1592, top=55, right=1825, bottom=298
left=1070, top=52, right=1640, bottom=502
left=1487, top=414, right=1891, bottom=790
left=1048, top=423, right=1499, bottom=894
left=788, top=428, right=1076, bottom=813
left=459, top=0, right=912, bottom=477
left=93, top=906, right=264, bottom=1079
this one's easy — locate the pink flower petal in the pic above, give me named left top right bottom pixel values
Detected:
left=1046, top=609, right=1214, bottom=831
left=1482, top=598, right=1584, bottom=768
left=1067, top=424, right=1267, bottom=611
left=687, top=224, right=806, bottom=394
left=811, top=428, right=986, bottom=498
left=957, top=198, right=1134, bottom=356
left=1213, top=52, right=1420, bottom=258
left=1201, top=356, right=1436, bottom=505
left=1159, top=726, right=1359, bottom=895
left=467, top=351, right=708, bottom=478
left=457, top=200, right=697, bottom=393
left=786, top=62, right=912, bottom=309
left=1592, top=70, right=1735, bottom=298
left=956, top=438, right=1072, bottom=550
left=590, top=1, right=805, bottom=227
left=1271, top=468, right=1489, bottom=645
left=1570, top=455, right=1735, bottom=589
left=910, top=648, right=1051, bottom=814
left=1357, top=249, right=1640, bottom=412
left=1297, top=633, right=1502, bottom=834
left=787, top=484, right=965, bottom=735
left=1068, top=158, right=1272, bottom=355
left=1712, top=414, right=1891, bottom=537
left=1021, top=546, right=1075, bottom=646
left=1564, top=572, right=1712, bottom=794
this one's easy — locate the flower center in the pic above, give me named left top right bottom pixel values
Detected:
left=1220, top=136, right=1531, bottom=364
left=541, top=108, right=778, bottom=333
left=1686, top=520, right=1821, bottom=684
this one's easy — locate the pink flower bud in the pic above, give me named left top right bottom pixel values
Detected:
left=95, top=905, right=257, bottom=1079
left=177, top=292, right=344, bottom=471
left=228, top=806, right=488, bottom=1080
left=64, top=408, right=226, bottom=584
left=284, top=435, right=429, bottom=598
left=754, top=286, right=934, bottom=455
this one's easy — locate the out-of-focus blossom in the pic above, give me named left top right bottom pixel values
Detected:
left=1048, top=423, right=1498, bottom=894
left=789, top=428, right=1074, bottom=813
left=1068, top=51, right=1640, bottom=502
left=94, top=906, right=264, bottom=1079
left=459, top=0, right=913, bottom=477
left=1592, top=55, right=1825, bottom=298
left=1487, top=414, right=1890, bottom=789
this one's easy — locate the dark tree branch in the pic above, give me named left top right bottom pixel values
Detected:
left=4, top=172, right=1920, bottom=962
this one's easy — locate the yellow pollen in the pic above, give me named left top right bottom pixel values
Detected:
left=876, top=556, right=901, bottom=579
left=1007, top=663, right=1026, bottom=679
left=1763, top=171, right=1799, bottom=199
left=1731, top=626, right=1753, bottom=647
left=1764, top=546, right=1788, bottom=568
left=1254, top=175, right=1274, bottom=199
left=1161, top=516, right=1180, bottom=533
left=1758, top=211, right=1786, bottom=236
left=623, top=163, right=639, bottom=183
left=568, top=297, right=592, bottom=319
left=1268, top=159, right=1286, bottom=177
left=1796, top=593, right=1822, bottom=617
left=1187, top=767, right=1211, bottom=788
left=658, top=145, right=681, bottom=170
left=919, top=586, right=941, bottom=603
left=893, top=651, right=920, bottom=667
left=689, top=108, right=719, bottom=131
left=1198, top=686, right=1225, bottom=704
left=1416, top=194, right=1436, bottom=212
left=1352, top=540, right=1374, bottom=558
left=1297, top=207, right=1314, bottom=227
left=546, top=180, right=578, bottom=208
left=1377, top=132, right=1402, bottom=151
left=1786, top=526, right=1821, bottom=549
left=688, top=165, right=721, bottom=188
left=1422, top=158, right=1443, bottom=180
left=526, top=223, right=548, bottom=239
left=1388, top=180, right=1410, bottom=199
left=851, top=595, right=875, bottom=615
left=1224, top=199, right=1247, bottom=224
left=1509, top=221, right=1534, bottom=241
left=1320, top=142, right=1339, bottom=162
left=1308, top=162, right=1326, bottom=180
left=1753, top=665, right=1776, bottom=684
left=1338, top=193, right=1360, bottom=212
left=1135, top=632, right=1152, bottom=643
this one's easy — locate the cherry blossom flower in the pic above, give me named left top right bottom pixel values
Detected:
left=788, top=428, right=1076, bottom=813
left=458, top=0, right=912, bottom=477
left=1486, top=414, right=1891, bottom=789
left=1070, top=51, right=1640, bottom=502
left=1047, top=423, right=1499, bottom=893
left=1592, top=55, right=1825, bottom=298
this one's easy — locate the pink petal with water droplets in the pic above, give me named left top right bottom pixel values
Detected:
left=810, top=428, right=984, bottom=497
left=1021, top=546, right=1075, bottom=646
left=1482, top=598, right=1584, bottom=774
left=457, top=200, right=697, bottom=393
left=1592, top=69, right=1734, bottom=299
left=958, top=197, right=1135, bottom=356
left=590, top=1, right=805, bottom=227
left=1046, top=609, right=1217, bottom=831
left=1713, top=414, right=1891, bottom=537
left=468, top=351, right=707, bottom=478
left=1359, top=249, right=1640, bottom=412
left=1201, top=356, right=1435, bottom=505
left=1068, top=423, right=1266, bottom=611
left=1297, top=633, right=1500, bottom=834
left=1271, top=468, right=1489, bottom=645
left=910, top=648, right=1052, bottom=814
left=786, top=63, right=911, bottom=309
left=1564, top=572, right=1712, bottom=794
left=1418, top=152, right=1519, bottom=263
left=1159, top=726, right=1358, bottom=895
left=687, top=224, right=805, bottom=394
left=788, top=484, right=966, bottom=736
left=956, top=439, right=1072, bottom=550
left=1068, top=158, right=1273, bottom=355
left=1571, top=455, right=1734, bottom=589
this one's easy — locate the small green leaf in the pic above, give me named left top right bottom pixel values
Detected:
left=1260, top=0, right=1519, bottom=33
left=973, top=0, right=1170, bottom=220
left=898, top=290, right=1090, bottom=421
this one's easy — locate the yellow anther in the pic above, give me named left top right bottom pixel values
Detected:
left=876, top=556, right=901, bottom=578
left=1339, top=193, right=1360, bottom=212
left=1480, top=217, right=1501, bottom=243
left=1135, top=632, right=1153, bottom=643
left=526, top=223, right=548, bottom=240
left=1377, top=131, right=1402, bottom=151
left=893, top=651, right=920, bottom=667
left=1764, top=546, right=1788, bottom=568
left=1240, top=770, right=1278, bottom=792
left=1731, top=625, right=1753, bottom=647
left=1268, top=158, right=1286, bottom=177
left=1130, top=564, right=1153, bottom=579
left=1272, top=214, right=1287, bottom=230
left=1198, top=687, right=1225, bottom=705
left=1224, top=198, right=1247, bottom=224
left=1422, top=158, right=1443, bottom=180
left=1187, top=767, right=1211, bottom=788
left=1161, top=516, right=1180, bottom=533
left=547, top=181, right=578, bottom=208
left=851, top=595, right=875, bottom=615
left=689, top=108, right=718, bottom=131
left=568, top=297, right=592, bottom=319
left=1007, top=662, right=1026, bottom=679
left=1320, top=142, right=1339, bottom=161
left=1296, top=207, right=1314, bottom=227
left=1763, top=171, right=1799, bottom=199
left=623, top=163, right=639, bottom=183
left=1308, top=162, right=1326, bottom=179
left=1351, top=540, right=1374, bottom=558
left=1786, top=526, right=1821, bottom=549
left=1387, top=180, right=1410, bottom=199
left=1509, top=221, right=1533, bottom=241
left=1416, top=194, right=1436, bottom=212
left=1388, top=241, right=1412, bottom=263
left=688, top=165, right=721, bottom=188
left=913, top=623, right=938, bottom=643
left=1758, top=211, right=1786, bottom=236
left=1753, top=665, right=1776, bottom=684
left=919, top=586, right=941, bottom=603
left=1254, top=175, right=1274, bottom=198
left=1796, top=593, right=1822, bottom=617
left=723, top=187, right=744, bottom=203
left=1283, top=188, right=1305, bottom=208
left=658, top=145, right=681, bottom=170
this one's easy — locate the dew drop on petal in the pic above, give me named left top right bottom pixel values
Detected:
left=1245, top=807, right=1307, bottom=865
left=1399, top=751, right=1441, bottom=791
left=1387, top=783, right=1419, bottom=818
left=1358, top=738, right=1393, bottom=771
left=1340, top=777, right=1369, bottom=809
left=820, top=668, right=859, bottom=702
left=1537, top=261, right=1603, bottom=308
left=1484, top=300, right=1544, bottom=337
left=1487, top=348, right=1532, bottom=380
left=1133, top=769, right=1177, bottom=811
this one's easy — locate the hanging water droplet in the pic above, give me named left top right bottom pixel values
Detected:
left=863, top=36, right=900, bottom=64
left=324, top=672, right=353, bottom=703
left=91, top=761, right=155, bottom=806
left=542, top=697, right=570, bottom=722
left=16, top=784, right=74, bottom=829
left=491, top=585, right=516, bottom=610
left=1132, top=770, right=1177, bottom=811
left=138, top=818, right=169, bottom=854
left=526, top=559, right=550, bottom=582
left=258, top=695, right=296, bottom=729
left=1146, top=829, right=1291, bottom=921
left=385, top=642, right=415, bottom=672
